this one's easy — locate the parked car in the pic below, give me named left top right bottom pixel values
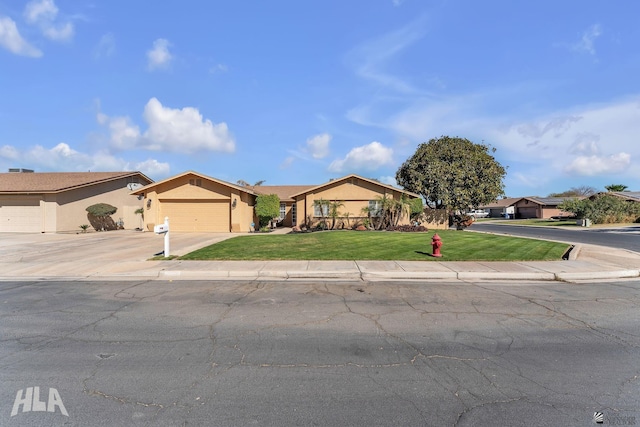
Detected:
left=468, top=209, right=489, bottom=218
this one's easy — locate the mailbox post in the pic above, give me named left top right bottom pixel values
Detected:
left=154, top=217, right=170, bottom=257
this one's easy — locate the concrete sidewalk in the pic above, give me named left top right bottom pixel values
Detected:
left=0, top=230, right=639, bottom=282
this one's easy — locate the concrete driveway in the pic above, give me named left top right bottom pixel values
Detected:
left=0, top=230, right=234, bottom=263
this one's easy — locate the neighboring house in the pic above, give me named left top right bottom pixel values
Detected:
left=287, top=175, right=421, bottom=229
left=591, top=191, right=640, bottom=202
left=481, top=197, right=521, bottom=218
left=131, top=171, right=257, bottom=233
left=513, top=197, right=576, bottom=219
left=0, top=171, right=152, bottom=233
left=132, top=172, right=422, bottom=232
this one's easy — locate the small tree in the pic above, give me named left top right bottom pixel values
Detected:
left=86, top=203, right=118, bottom=231
left=328, top=200, right=344, bottom=230
left=255, top=194, right=280, bottom=229
left=313, top=199, right=330, bottom=230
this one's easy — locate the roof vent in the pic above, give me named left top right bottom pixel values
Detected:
left=8, top=168, right=34, bottom=173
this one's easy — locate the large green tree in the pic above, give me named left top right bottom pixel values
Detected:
left=395, top=136, right=506, bottom=211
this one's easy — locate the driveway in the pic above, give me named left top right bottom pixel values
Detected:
left=0, top=231, right=235, bottom=263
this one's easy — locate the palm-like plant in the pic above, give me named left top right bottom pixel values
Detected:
left=328, top=200, right=345, bottom=230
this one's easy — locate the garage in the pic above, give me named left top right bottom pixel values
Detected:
left=517, top=207, right=538, bottom=219
left=160, top=199, right=230, bottom=232
left=0, top=198, right=42, bottom=233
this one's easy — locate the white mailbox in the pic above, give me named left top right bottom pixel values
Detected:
left=154, top=223, right=169, bottom=234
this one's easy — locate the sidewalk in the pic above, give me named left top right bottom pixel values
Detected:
left=0, top=230, right=638, bottom=282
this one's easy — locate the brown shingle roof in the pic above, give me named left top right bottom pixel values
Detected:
left=253, top=185, right=315, bottom=201
left=0, top=172, right=152, bottom=193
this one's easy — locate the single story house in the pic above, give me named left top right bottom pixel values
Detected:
left=480, top=197, right=520, bottom=218
left=590, top=191, right=640, bottom=202
left=0, top=171, right=152, bottom=233
left=132, top=172, right=422, bottom=232
left=513, top=197, right=575, bottom=219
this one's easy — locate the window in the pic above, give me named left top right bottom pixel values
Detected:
left=280, top=203, right=286, bottom=220
left=368, top=200, right=382, bottom=217
left=292, top=203, right=297, bottom=226
left=314, top=202, right=329, bottom=217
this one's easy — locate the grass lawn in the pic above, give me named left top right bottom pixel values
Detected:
left=179, top=230, right=569, bottom=261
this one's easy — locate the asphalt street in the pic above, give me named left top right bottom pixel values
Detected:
left=1, top=279, right=639, bottom=426
left=472, top=222, right=640, bottom=252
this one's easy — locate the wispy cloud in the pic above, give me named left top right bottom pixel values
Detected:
left=147, top=38, right=173, bottom=70
left=0, top=16, right=42, bottom=57
left=347, top=16, right=429, bottom=94
left=24, top=0, right=74, bottom=42
left=94, top=33, right=115, bottom=59
left=556, top=24, right=602, bottom=56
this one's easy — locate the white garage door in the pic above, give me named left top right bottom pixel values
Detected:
left=0, top=199, right=42, bottom=232
left=160, top=200, right=230, bottom=232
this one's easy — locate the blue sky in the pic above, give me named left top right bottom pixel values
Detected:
left=1, top=0, right=639, bottom=197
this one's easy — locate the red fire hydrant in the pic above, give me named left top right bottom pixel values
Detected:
left=431, top=233, right=443, bottom=257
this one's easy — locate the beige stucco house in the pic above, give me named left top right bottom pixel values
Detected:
left=513, top=197, right=573, bottom=219
left=0, top=171, right=152, bottom=233
left=132, top=172, right=421, bottom=232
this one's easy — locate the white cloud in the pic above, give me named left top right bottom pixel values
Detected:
left=94, top=33, right=115, bottom=59
left=0, top=16, right=42, bottom=57
left=0, top=142, right=169, bottom=177
left=306, top=133, right=331, bottom=159
left=98, top=98, right=235, bottom=154
left=147, top=38, right=173, bottom=70
left=565, top=153, right=631, bottom=176
left=328, top=141, right=394, bottom=173
left=24, top=0, right=74, bottom=42
left=133, top=159, right=170, bottom=177
left=0, top=144, right=20, bottom=159
left=142, top=98, right=235, bottom=153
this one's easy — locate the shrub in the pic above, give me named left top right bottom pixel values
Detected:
left=560, top=195, right=640, bottom=224
left=86, top=203, right=118, bottom=231
left=255, top=194, right=280, bottom=228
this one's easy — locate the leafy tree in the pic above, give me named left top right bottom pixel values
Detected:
left=548, top=186, right=597, bottom=197
left=605, top=184, right=628, bottom=192
left=86, top=203, right=118, bottom=231
left=396, top=136, right=506, bottom=212
left=255, top=194, right=280, bottom=228
left=408, top=198, right=424, bottom=220
left=237, top=179, right=266, bottom=187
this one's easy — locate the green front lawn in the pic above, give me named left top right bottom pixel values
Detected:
left=180, top=230, right=569, bottom=261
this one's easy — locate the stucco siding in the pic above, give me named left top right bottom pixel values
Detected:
left=55, top=179, right=145, bottom=232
